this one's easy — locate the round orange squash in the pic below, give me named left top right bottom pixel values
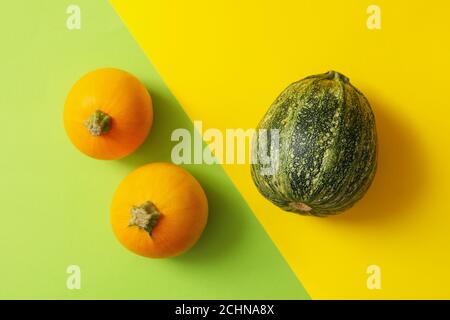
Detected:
left=110, top=162, right=208, bottom=258
left=63, top=68, right=153, bottom=160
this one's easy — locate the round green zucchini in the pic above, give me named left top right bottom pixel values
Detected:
left=251, top=71, right=377, bottom=216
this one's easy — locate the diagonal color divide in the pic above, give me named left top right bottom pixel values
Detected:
left=0, top=0, right=308, bottom=299
left=111, top=0, right=450, bottom=299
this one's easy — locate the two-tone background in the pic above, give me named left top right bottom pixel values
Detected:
left=1, top=0, right=449, bottom=299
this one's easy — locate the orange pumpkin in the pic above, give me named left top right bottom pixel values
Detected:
left=110, top=162, right=208, bottom=258
left=64, top=68, right=153, bottom=160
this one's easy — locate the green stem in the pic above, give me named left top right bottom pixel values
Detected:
left=326, top=70, right=349, bottom=84
left=129, top=201, right=161, bottom=236
left=83, top=110, right=112, bottom=136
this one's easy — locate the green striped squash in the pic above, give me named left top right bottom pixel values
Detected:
left=251, top=71, right=377, bottom=216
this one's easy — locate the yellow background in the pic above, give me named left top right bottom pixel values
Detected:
left=111, top=0, right=450, bottom=298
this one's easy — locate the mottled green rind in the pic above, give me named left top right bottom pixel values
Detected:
left=251, top=71, right=377, bottom=216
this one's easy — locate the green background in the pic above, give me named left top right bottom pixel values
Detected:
left=0, top=0, right=308, bottom=299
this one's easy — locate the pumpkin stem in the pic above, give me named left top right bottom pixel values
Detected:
left=129, top=201, right=161, bottom=236
left=326, top=70, right=349, bottom=84
left=289, top=202, right=312, bottom=213
left=84, top=110, right=112, bottom=136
